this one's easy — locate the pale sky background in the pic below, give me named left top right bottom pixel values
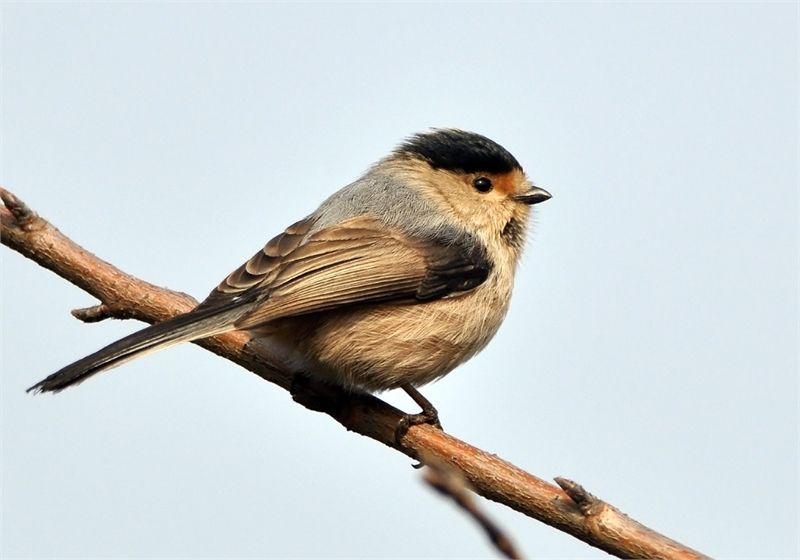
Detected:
left=1, top=3, right=797, bottom=559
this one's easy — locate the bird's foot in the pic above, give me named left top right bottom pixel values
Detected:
left=394, top=384, right=444, bottom=451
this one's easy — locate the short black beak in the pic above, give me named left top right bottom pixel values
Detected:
left=513, top=186, right=552, bottom=205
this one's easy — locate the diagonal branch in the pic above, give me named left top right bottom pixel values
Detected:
left=1, top=187, right=709, bottom=560
left=423, top=455, right=523, bottom=560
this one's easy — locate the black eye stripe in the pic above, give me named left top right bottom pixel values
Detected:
left=473, top=177, right=493, bottom=193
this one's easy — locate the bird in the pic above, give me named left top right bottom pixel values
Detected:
left=28, top=128, right=551, bottom=434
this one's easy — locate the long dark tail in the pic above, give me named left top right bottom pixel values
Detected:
left=27, top=303, right=249, bottom=394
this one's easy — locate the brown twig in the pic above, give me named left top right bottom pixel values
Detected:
left=1, top=186, right=710, bottom=560
left=0, top=188, right=38, bottom=230
left=424, top=456, right=523, bottom=559
left=71, top=303, right=116, bottom=323
left=555, top=477, right=604, bottom=516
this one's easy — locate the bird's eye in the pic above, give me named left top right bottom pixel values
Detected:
left=473, top=177, right=493, bottom=193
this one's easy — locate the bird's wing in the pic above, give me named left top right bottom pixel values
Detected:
left=28, top=216, right=491, bottom=394
left=197, top=215, right=492, bottom=329
left=195, top=215, right=319, bottom=310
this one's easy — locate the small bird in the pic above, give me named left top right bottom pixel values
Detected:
left=28, top=129, right=551, bottom=433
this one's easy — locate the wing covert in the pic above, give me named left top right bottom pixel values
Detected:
left=195, top=215, right=318, bottom=310
left=198, top=216, right=493, bottom=328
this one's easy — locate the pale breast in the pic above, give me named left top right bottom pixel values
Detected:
left=287, top=268, right=513, bottom=392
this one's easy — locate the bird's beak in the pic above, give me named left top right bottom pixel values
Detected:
left=513, top=186, right=552, bottom=205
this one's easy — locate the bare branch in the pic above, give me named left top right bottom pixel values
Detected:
left=424, top=456, right=523, bottom=559
left=1, top=187, right=710, bottom=560
left=71, top=303, right=114, bottom=323
left=555, top=477, right=604, bottom=516
left=0, top=188, right=37, bottom=230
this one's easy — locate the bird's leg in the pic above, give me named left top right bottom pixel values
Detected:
left=395, top=384, right=443, bottom=446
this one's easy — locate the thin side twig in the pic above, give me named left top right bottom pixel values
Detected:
left=72, top=303, right=116, bottom=323
left=424, top=456, right=523, bottom=559
left=1, top=186, right=710, bottom=560
left=0, top=188, right=38, bottom=230
left=555, top=477, right=604, bottom=516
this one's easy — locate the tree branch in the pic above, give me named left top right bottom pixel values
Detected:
left=1, top=187, right=709, bottom=559
left=423, top=455, right=523, bottom=559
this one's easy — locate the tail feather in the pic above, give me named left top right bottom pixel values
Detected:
left=28, top=302, right=249, bottom=394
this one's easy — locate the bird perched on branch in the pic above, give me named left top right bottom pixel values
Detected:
left=28, top=128, right=551, bottom=436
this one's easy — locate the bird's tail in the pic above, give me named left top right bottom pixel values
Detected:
left=27, top=302, right=250, bottom=394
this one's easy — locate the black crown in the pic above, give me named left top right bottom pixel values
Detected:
left=397, top=129, right=521, bottom=174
